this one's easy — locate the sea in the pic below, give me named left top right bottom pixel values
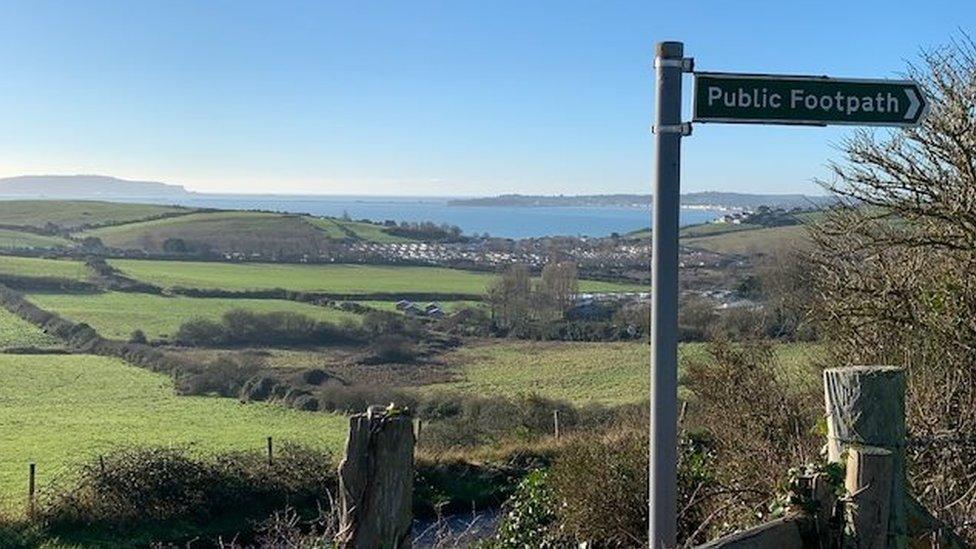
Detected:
left=105, top=194, right=723, bottom=239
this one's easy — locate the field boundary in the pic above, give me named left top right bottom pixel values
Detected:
left=168, top=286, right=484, bottom=302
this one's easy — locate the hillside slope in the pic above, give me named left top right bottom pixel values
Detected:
left=0, top=175, right=190, bottom=198
left=0, top=200, right=193, bottom=230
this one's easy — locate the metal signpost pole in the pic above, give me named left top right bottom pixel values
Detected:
left=650, top=40, right=689, bottom=549
left=645, top=42, right=926, bottom=548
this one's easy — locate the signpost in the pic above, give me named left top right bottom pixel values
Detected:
left=649, top=42, right=928, bottom=548
left=693, top=72, right=928, bottom=126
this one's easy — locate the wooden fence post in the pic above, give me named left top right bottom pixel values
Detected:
left=553, top=409, right=560, bottom=440
left=337, top=404, right=414, bottom=549
left=27, top=462, right=35, bottom=519
left=824, top=366, right=906, bottom=547
left=267, top=436, right=273, bottom=466
left=845, top=446, right=893, bottom=549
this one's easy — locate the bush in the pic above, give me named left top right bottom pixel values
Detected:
left=681, top=339, right=820, bottom=539
left=548, top=427, right=648, bottom=546
left=175, top=318, right=226, bottom=346
left=367, top=334, right=417, bottom=363
left=175, top=356, right=262, bottom=397
left=301, top=368, right=330, bottom=385
left=39, top=445, right=336, bottom=533
left=362, top=310, right=415, bottom=337
left=416, top=393, right=578, bottom=451
left=128, top=329, right=147, bottom=344
left=479, top=470, right=565, bottom=548
left=174, top=309, right=362, bottom=347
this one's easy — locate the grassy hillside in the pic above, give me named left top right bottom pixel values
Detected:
left=81, top=211, right=336, bottom=255
left=429, top=340, right=821, bottom=405
left=28, top=292, right=361, bottom=340
left=0, top=308, right=61, bottom=348
left=0, top=354, right=347, bottom=512
left=108, top=259, right=645, bottom=295
left=306, top=217, right=412, bottom=243
left=683, top=224, right=811, bottom=255
left=0, top=200, right=192, bottom=229
left=0, top=256, right=89, bottom=280
left=0, top=229, right=72, bottom=250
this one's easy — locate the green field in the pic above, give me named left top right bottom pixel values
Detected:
left=0, top=200, right=192, bottom=229
left=0, top=229, right=72, bottom=250
left=0, top=256, right=89, bottom=281
left=0, top=354, right=347, bottom=512
left=27, top=292, right=362, bottom=340
left=81, top=211, right=336, bottom=255
left=429, top=340, right=822, bottom=405
left=108, top=259, right=644, bottom=295
left=306, top=217, right=412, bottom=243
left=680, top=222, right=762, bottom=238
left=683, top=225, right=810, bottom=254
left=0, top=308, right=60, bottom=348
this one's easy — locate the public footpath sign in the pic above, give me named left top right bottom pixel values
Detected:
left=693, top=72, right=928, bottom=126
left=648, top=43, right=928, bottom=549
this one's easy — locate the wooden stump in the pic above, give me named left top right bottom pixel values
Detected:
left=823, top=366, right=906, bottom=548
left=845, top=446, right=893, bottom=549
left=337, top=405, right=414, bottom=549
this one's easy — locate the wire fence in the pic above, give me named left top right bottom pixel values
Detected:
left=0, top=435, right=295, bottom=517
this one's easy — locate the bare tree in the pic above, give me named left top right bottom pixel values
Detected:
left=808, top=36, right=976, bottom=541
left=487, top=264, right=532, bottom=330
left=536, top=261, right=579, bottom=322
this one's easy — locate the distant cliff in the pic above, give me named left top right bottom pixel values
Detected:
left=0, top=175, right=192, bottom=198
left=449, top=192, right=833, bottom=210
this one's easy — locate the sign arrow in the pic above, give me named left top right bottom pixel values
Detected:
left=904, top=87, right=921, bottom=121
left=693, top=72, right=929, bottom=127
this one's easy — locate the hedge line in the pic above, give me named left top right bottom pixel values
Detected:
left=0, top=274, right=99, bottom=293
left=169, top=286, right=483, bottom=302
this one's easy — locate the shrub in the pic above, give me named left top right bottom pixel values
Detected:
left=416, top=393, right=578, bottom=451
left=301, top=368, right=330, bottom=385
left=38, top=445, right=337, bottom=533
left=174, top=309, right=361, bottom=347
left=175, top=318, right=226, bottom=346
left=548, top=427, right=648, bottom=546
left=241, top=375, right=278, bottom=401
left=175, top=356, right=262, bottom=397
left=479, top=470, right=565, bottom=548
left=128, top=329, right=147, bottom=344
left=681, top=339, right=820, bottom=539
left=367, top=335, right=417, bottom=363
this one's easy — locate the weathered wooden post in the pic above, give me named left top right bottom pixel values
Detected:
left=824, top=366, right=906, bottom=548
left=845, top=446, right=893, bottom=549
left=337, top=404, right=414, bottom=549
left=27, top=462, right=35, bottom=519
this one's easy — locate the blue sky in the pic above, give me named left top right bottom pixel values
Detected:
left=0, top=1, right=970, bottom=196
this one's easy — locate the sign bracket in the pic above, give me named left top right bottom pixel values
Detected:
left=651, top=123, right=693, bottom=136
left=654, top=57, right=695, bottom=72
